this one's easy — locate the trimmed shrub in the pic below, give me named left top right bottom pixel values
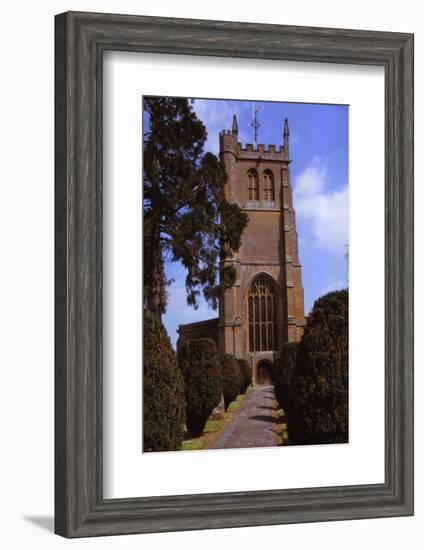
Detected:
left=288, top=289, right=349, bottom=445
left=273, top=342, right=299, bottom=413
left=221, top=354, right=242, bottom=410
left=143, top=310, right=186, bottom=452
left=237, top=358, right=252, bottom=394
left=178, top=338, right=222, bottom=437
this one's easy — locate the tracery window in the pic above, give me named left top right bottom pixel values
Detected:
left=247, top=170, right=259, bottom=201
left=263, top=170, right=274, bottom=201
left=248, top=275, right=278, bottom=352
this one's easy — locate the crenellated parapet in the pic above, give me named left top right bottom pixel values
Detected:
left=219, top=130, right=288, bottom=161
left=237, top=143, right=286, bottom=161
left=219, top=129, right=238, bottom=156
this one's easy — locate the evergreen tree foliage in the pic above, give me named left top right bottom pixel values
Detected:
left=273, top=342, right=299, bottom=413
left=177, top=338, right=222, bottom=437
left=143, top=310, right=186, bottom=452
left=237, top=358, right=252, bottom=394
left=288, top=289, right=349, bottom=445
left=143, top=97, right=248, bottom=317
left=221, top=354, right=242, bottom=410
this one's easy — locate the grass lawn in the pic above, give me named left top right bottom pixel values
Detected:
left=227, top=394, right=245, bottom=412
left=204, top=419, right=224, bottom=433
left=181, top=438, right=205, bottom=451
left=275, top=407, right=289, bottom=445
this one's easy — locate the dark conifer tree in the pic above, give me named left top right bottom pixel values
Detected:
left=289, top=289, right=349, bottom=445
left=143, top=97, right=248, bottom=317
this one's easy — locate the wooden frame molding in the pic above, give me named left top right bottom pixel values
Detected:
left=55, top=11, right=414, bottom=537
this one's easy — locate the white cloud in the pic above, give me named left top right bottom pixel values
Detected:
left=192, top=99, right=249, bottom=154
left=295, top=164, right=325, bottom=196
left=293, top=160, right=348, bottom=255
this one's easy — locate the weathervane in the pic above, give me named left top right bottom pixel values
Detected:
left=250, top=103, right=261, bottom=149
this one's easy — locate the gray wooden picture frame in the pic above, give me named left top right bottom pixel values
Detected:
left=55, top=11, right=414, bottom=538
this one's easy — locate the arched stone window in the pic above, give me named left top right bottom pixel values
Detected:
left=263, top=170, right=274, bottom=201
left=247, top=169, right=259, bottom=201
left=248, top=275, right=278, bottom=351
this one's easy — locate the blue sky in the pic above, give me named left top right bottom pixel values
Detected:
left=156, top=98, right=349, bottom=348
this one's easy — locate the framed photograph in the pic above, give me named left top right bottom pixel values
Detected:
left=55, top=11, right=414, bottom=537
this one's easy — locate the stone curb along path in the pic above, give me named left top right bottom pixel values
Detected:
left=209, top=385, right=280, bottom=450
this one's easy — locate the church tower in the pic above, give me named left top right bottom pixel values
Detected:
left=218, top=115, right=306, bottom=384
left=178, top=114, right=306, bottom=385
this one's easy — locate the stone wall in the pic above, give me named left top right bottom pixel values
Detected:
left=178, top=116, right=306, bottom=384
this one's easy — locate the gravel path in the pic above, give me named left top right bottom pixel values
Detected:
left=210, top=385, right=279, bottom=449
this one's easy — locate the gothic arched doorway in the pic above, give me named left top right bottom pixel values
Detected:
left=256, top=360, right=274, bottom=386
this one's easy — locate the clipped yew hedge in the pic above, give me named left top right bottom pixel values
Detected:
left=237, top=358, right=252, bottom=394
left=273, top=342, right=299, bottom=414
left=221, top=354, right=242, bottom=410
left=288, top=289, right=349, bottom=445
left=178, top=338, right=222, bottom=437
left=143, top=310, right=186, bottom=452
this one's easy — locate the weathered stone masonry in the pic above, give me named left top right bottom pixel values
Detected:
left=178, top=116, right=306, bottom=384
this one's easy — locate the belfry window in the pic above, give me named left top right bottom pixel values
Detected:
left=248, top=275, right=278, bottom=351
left=263, top=170, right=274, bottom=201
left=247, top=170, right=259, bottom=201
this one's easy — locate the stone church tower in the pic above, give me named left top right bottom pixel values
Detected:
left=179, top=115, right=306, bottom=385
